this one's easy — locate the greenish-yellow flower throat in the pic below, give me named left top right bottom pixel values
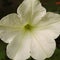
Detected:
left=24, top=24, right=32, bottom=30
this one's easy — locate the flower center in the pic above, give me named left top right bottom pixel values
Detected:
left=24, top=24, right=32, bottom=30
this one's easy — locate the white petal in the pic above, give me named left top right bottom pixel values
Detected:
left=0, top=13, right=23, bottom=43
left=31, top=1, right=46, bottom=25
left=47, top=22, right=60, bottom=34
left=0, top=13, right=22, bottom=31
left=0, top=13, right=21, bottom=26
left=31, top=29, right=56, bottom=60
left=17, top=0, right=46, bottom=25
left=36, top=12, right=60, bottom=34
left=7, top=32, right=31, bottom=60
left=0, top=31, right=19, bottom=43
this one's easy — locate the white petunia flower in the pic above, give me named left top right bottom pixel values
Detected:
left=0, top=0, right=60, bottom=60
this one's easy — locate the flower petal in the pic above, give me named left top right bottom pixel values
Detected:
left=0, top=13, right=21, bottom=26
left=31, top=29, right=56, bottom=60
left=0, top=31, right=19, bottom=43
left=17, top=0, right=46, bottom=25
left=7, top=32, right=31, bottom=60
left=36, top=12, right=60, bottom=34
left=0, top=13, right=22, bottom=43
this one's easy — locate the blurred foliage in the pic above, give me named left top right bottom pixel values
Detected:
left=0, top=40, right=10, bottom=60
left=46, top=48, right=60, bottom=60
left=0, top=0, right=60, bottom=60
left=41, top=0, right=60, bottom=13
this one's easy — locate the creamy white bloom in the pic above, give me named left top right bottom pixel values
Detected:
left=0, top=0, right=60, bottom=60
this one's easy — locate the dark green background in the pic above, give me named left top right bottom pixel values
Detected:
left=0, top=0, right=60, bottom=60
